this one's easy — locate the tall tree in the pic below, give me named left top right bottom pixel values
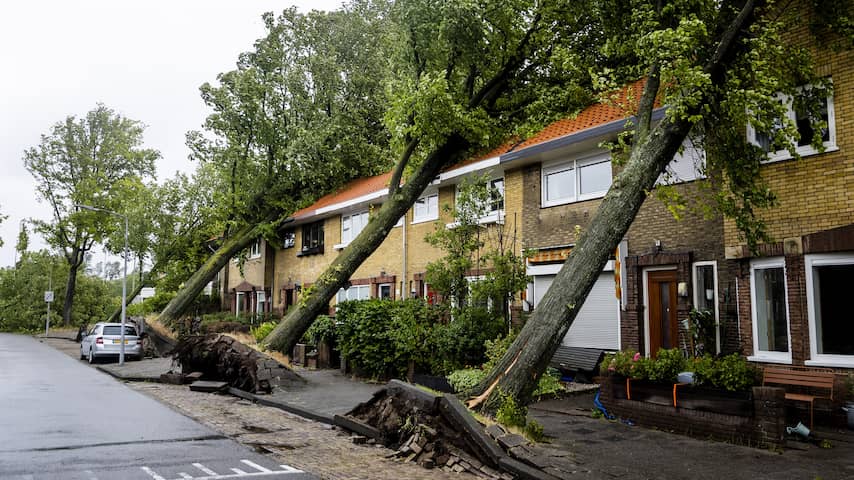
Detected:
left=24, top=104, right=158, bottom=325
left=0, top=206, right=7, bottom=247
left=468, top=0, right=844, bottom=412
left=262, top=0, right=598, bottom=353
left=155, top=4, right=395, bottom=328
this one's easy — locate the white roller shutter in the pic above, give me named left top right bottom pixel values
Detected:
left=532, top=272, right=619, bottom=350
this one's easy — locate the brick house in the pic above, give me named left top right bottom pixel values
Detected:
left=723, top=24, right=854, bottom=372
left=224, top=237, right=275, bottom=317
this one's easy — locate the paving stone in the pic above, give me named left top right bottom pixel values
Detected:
left=188, top=380, right=229, bottom=392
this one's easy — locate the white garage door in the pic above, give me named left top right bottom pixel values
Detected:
left=532, top=272, right=619, bottom=350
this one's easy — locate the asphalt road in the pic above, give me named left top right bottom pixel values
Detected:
left=0, top=333, right=315, bottom=480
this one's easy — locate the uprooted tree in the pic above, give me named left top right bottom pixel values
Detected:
left=261, top=0, right=599, bottom=353
left=260, top=0, right=851, bottom=414
left=154, top=4, right=394, bottom=327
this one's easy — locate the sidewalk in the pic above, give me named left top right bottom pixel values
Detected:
left=39, top=333, right=854, bottom=479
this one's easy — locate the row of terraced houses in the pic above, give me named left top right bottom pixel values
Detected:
left=215, top=24, right=853, bottom=376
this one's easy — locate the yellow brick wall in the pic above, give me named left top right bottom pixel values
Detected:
left=723, top=36, right=854, bottom=247
left=226, top=240, right=267, bottom=290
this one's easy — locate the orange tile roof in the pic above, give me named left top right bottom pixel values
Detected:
left=511, top=79, right=648, bottom=152
left=292, top=171, right=392, bottom=220
left=291, top=80, right=650, bottom=221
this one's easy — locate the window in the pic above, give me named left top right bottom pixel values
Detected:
left=249, top=239, right=262, bottom=259
left=378, top=283, right=393, bottom=299
left=805, top=254, right=854, bottom=367
left=748, top=83, right=836, bottom=161
left=692, top=261, right=719, bottom=354
left=256, top=291, right=266, bottom=316
left=300, top=221, right=324, bottom=255
left=336, top=284, right=370, bottom=303
left=282, top=230, right=295, bottom=249
left=413, top=192, right=439, bottom=223
left=236, top=291, right=245, bottom=316
left=749, top=258, right=791, bottom=363
left=487, top=178, right=504, bottom=214
left=542, top=153, right=611, bottom=207
left=338, top=211, right=369, bottom=248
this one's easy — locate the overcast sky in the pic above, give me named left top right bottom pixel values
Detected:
left=0, top=0, right=343, bottom=268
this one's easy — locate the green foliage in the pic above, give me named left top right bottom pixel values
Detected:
left=431, top=307, right=506, bottom=374
left=336, top=298, right=440, bottom=379
left=252, top=321, right=277, bottom=343
left=645, top=349, right=687, bottom=383
left=532, top=368, right=565, bottom=398
left=524, top=420, right=545, bottom=443
left=495, top=391, right=528, bottom=429
left=301, top=315, right=337, bottom=345
left=687, top=308, right=716, bottom=357
left=691, top=354, right=759, bottom=392
left=446, top=368, right=486, bottom=398
left=0, top=251, right=118, bottom=332
left=483, top=332, right=519, bottom=373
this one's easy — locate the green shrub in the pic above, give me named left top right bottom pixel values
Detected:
left=532, top=368, right=565, bottom=398
left=252, top=321, right=277, bottom=343
left=302, top=315, right=337, bottom=345
left=691, top=353, right=759, bottom=392
left=482, top=331, right=518, bottom=372
left=495, top=391, right=527, bottom=428
left=646, top=348, right=687, bottom=383
left=447, top=368, right=486, bottom=397
left=431, top=307, right=505, bottom=374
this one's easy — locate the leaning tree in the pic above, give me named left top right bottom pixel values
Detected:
left=155, top=4, right=394, bottom=327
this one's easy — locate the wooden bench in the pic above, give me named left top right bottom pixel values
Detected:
left=762, top=366, right=835, bottom=429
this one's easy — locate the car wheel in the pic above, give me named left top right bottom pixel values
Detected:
left=87, top=348, right=94, bottom=364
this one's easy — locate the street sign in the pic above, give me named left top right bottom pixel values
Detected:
left=44, top=291, right=54, bottom=303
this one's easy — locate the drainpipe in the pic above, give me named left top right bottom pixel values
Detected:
left=402, top=214, right=407, bottom=299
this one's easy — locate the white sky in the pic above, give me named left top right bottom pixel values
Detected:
left=0, top=0, right=343, bottom=268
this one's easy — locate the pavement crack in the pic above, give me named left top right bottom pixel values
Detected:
left=0, top=434, right=228, bottom=453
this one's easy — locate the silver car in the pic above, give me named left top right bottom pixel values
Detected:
left=79, top=323, right=142, bottom=363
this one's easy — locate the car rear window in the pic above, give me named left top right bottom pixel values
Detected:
left=103, top=326, right=137, bottom=336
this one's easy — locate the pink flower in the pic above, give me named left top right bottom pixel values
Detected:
left=632, top=352, right=641, bottom=362
left=608, top=366, right=615, bottom=372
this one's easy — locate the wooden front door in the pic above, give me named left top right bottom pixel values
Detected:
left=647, top=270, right=678, bottom=357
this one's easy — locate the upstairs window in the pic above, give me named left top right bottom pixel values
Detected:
left=249, top=239, right=262, bottom=259
left=487, top=178, right=504, bottom=214
left=542, top=152, right=611, bottom=207
left=748, top=83, right=836, bottom=161
left=413, top=192, right=439, bottom=223
left=281, top=230, right=295, bottom=249
left=339, top=211, right=369, bottom=248
left=300, top=221, right=324, bottom=256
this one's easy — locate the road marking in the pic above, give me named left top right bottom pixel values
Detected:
left=140, top=460, right=304, bottom=479
left=241, top=460, right=272, bottom=473
left=193, top=463, right=219, bottom=476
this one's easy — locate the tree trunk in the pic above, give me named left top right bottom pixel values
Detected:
left=105, top=278, right=148, bottom=323
left=155, top=223, right=260, bottom=327
left=262, top=134, right=471, bottom=354
left=471, top=0, right=762, bottom=413
left=62, top=262, right=80, bottom=326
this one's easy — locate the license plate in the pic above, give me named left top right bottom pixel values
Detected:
left=112, top=339, right=129, bottom=344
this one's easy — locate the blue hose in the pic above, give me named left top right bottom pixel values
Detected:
left=593, top=387, right=615, bottom=420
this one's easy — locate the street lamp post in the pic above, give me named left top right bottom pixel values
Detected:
left=74, top=204, right=129, bottom=366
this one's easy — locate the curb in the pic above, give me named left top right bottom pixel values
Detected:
left=94, top=365, right=160, bottom=383
left=226, top=387, right=335, bottom=425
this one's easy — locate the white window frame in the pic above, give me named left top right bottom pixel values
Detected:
left=412, top=191, right=439, bottom=224
left=336, top=210, right=369, bottom=250
left=235, top=291, right=245, bottom=316
left=805, top=253, right=854, bottom=368
left=336, top=284, right=370, bottom=304
left=541, top=152, right=611, bottom=207
left=249, top=239, right=262, bottom=259
left=748, top=257, right=792, bottom=364
left=692, top=261, right=720, bottom=354
left=256, top=290, right=266, bottom=315
left=747, top=84, right=837, bottom=163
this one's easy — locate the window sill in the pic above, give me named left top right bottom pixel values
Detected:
left=411, top=216, right=438, bottom=225
left=805, top=358, right=854, bottom=369
left=541, top=192, right=606, bottom=209
left=297, top=247, right=324, bottom=257
left=747, top=355, right=792, bottom=365
left=333, top=242, right=349, bottom=251
left=761, top=144, right=838, bottom=164
left=445, top=211, right=505, bottom=229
